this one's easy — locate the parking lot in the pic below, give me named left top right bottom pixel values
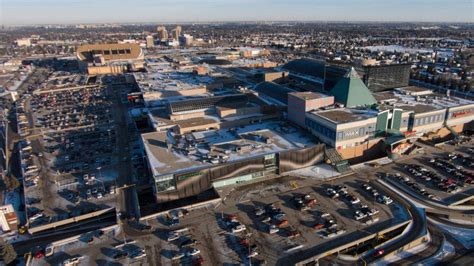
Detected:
left=17, top=73, right=144, bottom=229
left=31, top=226, right=149, bottom=266
left=26, top=171, right=413, bottom=265
left=130, top=174, right=409, bottom=266
left=379, top=141, right=474, bottom=206
left=221, top=175, right=409, bottom=265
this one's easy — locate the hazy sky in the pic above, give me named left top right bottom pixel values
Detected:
left=1, top=0, right=473, bottom=25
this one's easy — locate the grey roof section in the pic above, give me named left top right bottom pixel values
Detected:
left=282, top=58, right=326, bottom=80
left=254, top=82, right=294, bottom=105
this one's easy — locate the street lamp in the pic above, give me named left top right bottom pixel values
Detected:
left=97, top=167, right=105, bottom=191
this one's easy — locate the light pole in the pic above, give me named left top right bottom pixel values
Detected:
left=4, top=109, right=9, bottom=175
left=97, top=166, right=105, bottom=190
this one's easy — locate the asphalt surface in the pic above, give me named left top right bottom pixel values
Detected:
left=9, top=77, right=142, bottom=255
left=7, top=71, right=473, bottom=264
left=383, top=176, right=474, bottom=217
left=107, top=82, right=142, bottom=238
left=12, top=213, right=116, bottom=256
left=389, top=222, right=444, bottom=265
left=361, top=180, right=426, bottom=265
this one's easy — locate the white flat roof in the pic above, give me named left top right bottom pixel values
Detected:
left=143, top=121, right=317, bottom=176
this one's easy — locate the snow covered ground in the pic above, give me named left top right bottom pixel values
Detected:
left=0, top=67, right=33, bottom=97
left=288, top=164, right=340, bottom=179
left=95, top=168, right=119, bottom=182
left=429, top=218, right=474, bottom=249
left=419, top=238, right=455, bottom=265
left=351, top=157, right=392, bottom=170
left=5, top=188, right=25, bottom=224
left=362, top=45, right=433, bottom=54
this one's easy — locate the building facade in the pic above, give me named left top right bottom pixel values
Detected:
left=288, top=92, right=334, bottom=128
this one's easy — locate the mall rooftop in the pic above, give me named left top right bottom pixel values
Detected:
left=141, top=121, right=317, bottom=176
left=375, top=86, right=474, bottom=113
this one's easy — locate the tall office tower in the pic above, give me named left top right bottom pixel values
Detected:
left=146, top=35, right=154, bottom=48
left=157, top=26, right=168, bottom=40
left=172, top=26, right=182, bottom=40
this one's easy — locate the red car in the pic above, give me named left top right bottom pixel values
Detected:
left=239, top=238, right=249, bottom=247
left=305, top=199, right=318, bottom=206
left=313, top=223, right=324, bottom=230
left=276, top=219, right=289, bottom=228
left=372, top=249, right=385, bottom=257
left=287, top=230, right=300, bottom=238
left=192, top=256, right=204, bottom=266
left=226, top=214, right=238, bottom=222
left=34, top=250, right=45, bottom=259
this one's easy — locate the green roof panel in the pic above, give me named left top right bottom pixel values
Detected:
left=329, top=67, right=376, bottom=107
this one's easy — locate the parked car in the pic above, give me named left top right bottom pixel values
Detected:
left=179, top=238, right=198, bottom=248
left=325, top=188, right=339, bottom=198
left=268, top=224, right=279, bottom=234
left=186, top=248, right=201, bottom=257
left=167, top=232, right=180, bottom=242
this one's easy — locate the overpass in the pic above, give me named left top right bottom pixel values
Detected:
left=382, top=176, right=474, bottom=223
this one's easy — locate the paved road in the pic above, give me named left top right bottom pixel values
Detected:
left=107, top=82, right=143, bottom=239
left=13, top=214, right=116, bottom=256
left=361, top=180, right=427, bottom=265
left=389, top=222, right=444, bottom=265
left=383, top=176, right=474, bottom=216
left=108, top=83, right=136, bottom=214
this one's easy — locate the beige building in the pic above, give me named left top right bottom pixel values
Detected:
left=305, top=87, right=474, bottom=160
left=146, top=35, right=155, bottom=48
left=76, top=43, right=144, bottom=74
left=171, top=26, right=182, bottom=40
left=0, top=204, right=19, bottom=232
left=306, top=109, right=379, bottom=149
left=157, top=26, right=169, bottom=40
left=288, top=92, right=335, bottom=128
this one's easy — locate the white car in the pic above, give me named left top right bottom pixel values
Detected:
left=45, top=244, right=54, bottom=257
left=186, top=248, right=200, bottom=257
left=62, top=256, right=83, bottom=266
left=248, top=250, right=258, bottom=258
left=29, top=212, right=44, bottom=222
left=367, top=208, right=379, bottom=216
left=129, top=248, right=146, bottom=259
left=350, top=197, right=361, bottom=205
left=167, top=232, right=180, bottom=242
left=171, top=252, right=185, bottom=261
left=231, top=224, right=246, bottom=233
left=381, top=196, right=393, bottom=205
left=354, top=211, right=367, bottom=221
left=268, top=225, right=279, bottom=234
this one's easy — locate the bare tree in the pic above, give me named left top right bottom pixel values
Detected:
left=0, top=239, right=18, bottom=265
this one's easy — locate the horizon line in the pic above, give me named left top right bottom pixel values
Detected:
left=2, top=19, right=473, bottom=27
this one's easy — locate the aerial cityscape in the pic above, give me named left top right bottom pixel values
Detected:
left=0, top=1, right=473, bottom=266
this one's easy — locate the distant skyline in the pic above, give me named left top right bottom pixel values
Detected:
left=1, top=0, right=473, bottom=25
